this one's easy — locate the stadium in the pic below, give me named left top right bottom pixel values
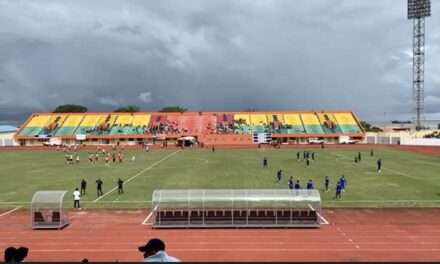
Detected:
left=14, top=111, right=364, bottom=146
left=1, top=0, right=440, bottom=263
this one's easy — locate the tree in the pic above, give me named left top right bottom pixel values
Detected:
left=53, top=104, right=88, bottom=113
left=159, top=106, right=187, bottom=113
left=113, top=105, right=140, bottom=113
left=360, top=121, right=383, bottom=132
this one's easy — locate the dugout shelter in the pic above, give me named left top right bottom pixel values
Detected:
left=151, top=189, right=321, bottom=228
left=31, top=191, right=69, bottom=229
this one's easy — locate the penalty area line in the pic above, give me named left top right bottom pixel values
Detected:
left=93, top=150, right=181, bottom=203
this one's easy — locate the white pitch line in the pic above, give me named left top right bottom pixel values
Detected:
left=318, top=213, right=329, bottom=225
left=0, top=206, right=22, bottom=217
left=94, top=150, right=181, bottom=202
left=308, top=204, right=329, bottom=225
left=142, top=205, right=158, bottom=225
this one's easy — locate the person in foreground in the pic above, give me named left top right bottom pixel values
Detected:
left=4, top=246, right=29, bottom=263
left=138, top=238, right=180, bottom=262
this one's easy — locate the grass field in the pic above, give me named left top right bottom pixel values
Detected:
left=0, top=147, right=439, bottom=209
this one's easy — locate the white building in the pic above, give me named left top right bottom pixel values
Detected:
left=0, top=125, right=19, bottom=146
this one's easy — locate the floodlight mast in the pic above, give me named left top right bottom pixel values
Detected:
left=408, top=0, right=431, bottom=130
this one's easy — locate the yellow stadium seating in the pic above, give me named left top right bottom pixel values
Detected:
left=300, top=113, right=321, bottom=125
left=80, top=115, right=105, bottom=127
left=62, top=115, right=84, bottom=127
left=106, top=115, right=117, bottom=125
left=234, top=114, right=251, bottom=124
left=266, top=114, right=285, bottom=123
left=250, top=114, right=268, bottom=125
left=132, top=114, right=151, bottom=126
left=26, top=115, right=51, bottom=127
left=283, top=114, right=302, bottom=125
left=316, top=113, right=337, bottom=125
left=114, top=115, right=133, bottom=125
left=334, top=113, right=357, bottom=125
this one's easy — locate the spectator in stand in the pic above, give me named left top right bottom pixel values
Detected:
left=138, top=238, right=180, bottom=262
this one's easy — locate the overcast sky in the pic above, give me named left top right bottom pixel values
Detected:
left=0, top=0, right=439, bottom=123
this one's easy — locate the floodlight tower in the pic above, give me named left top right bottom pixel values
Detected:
left=408, top=0, right=431, bottom=130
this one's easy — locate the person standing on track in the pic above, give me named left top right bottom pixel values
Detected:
left=117, top=178, right=124, bottom=194
left=96, top=178, right=103, bottom=197
left=80, top=179, right=87, bottom=195
left=73, top=188, right=81, bottom=209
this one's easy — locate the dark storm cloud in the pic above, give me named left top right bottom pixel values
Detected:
left=0, top=0, right=439, bottom=122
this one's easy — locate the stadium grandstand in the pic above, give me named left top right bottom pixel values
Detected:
left=14, top=110, right=364, bottom=146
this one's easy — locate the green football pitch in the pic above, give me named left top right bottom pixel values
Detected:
left=0, top=147, right=439, bottom=209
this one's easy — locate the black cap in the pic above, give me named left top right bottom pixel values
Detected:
left=138, top=238, right=165, bottom=252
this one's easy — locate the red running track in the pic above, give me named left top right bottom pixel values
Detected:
left=0, top=208, right=440, bottom=262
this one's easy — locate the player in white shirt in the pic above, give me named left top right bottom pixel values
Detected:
left=73, top=188, right=81, bottom=209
